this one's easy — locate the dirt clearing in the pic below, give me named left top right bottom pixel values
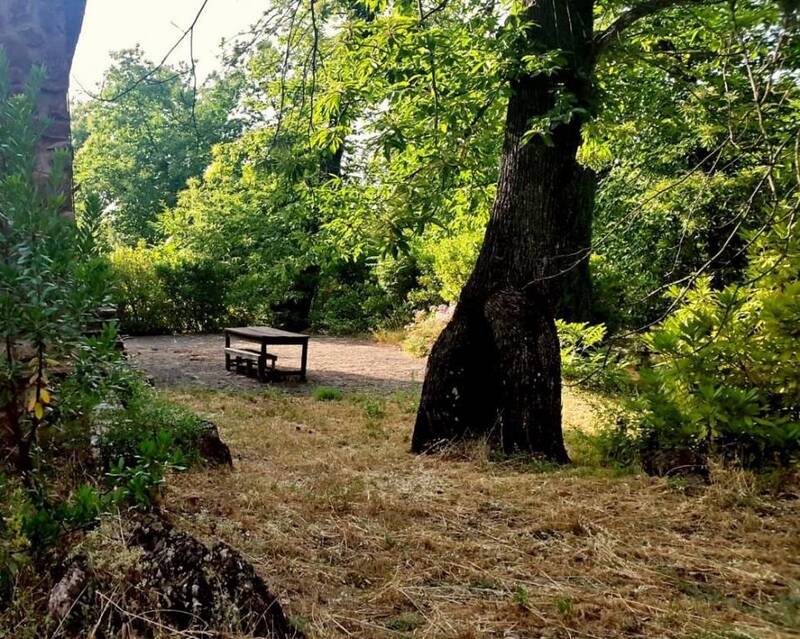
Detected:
left=126, top=334, right=426, bottom=393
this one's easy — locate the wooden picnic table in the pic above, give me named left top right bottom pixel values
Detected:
left=224, top=326, right=309, bottom=382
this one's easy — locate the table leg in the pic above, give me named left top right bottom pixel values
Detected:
left=300, top=340, right=308, bottom=382
left=258, top=341, right=267, bottom=382
left=224, top=331, right=231, bottom=370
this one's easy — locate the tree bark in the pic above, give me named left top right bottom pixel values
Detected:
left=412, top=0, right=594, bottom=460
left=0, top=0, right=87, bottom=214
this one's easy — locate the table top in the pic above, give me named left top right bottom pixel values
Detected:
left=225, top=326, right=309, bottom=341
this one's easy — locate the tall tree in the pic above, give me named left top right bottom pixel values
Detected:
left=0, top=0, right=86, bottom=214
left=73, top=49, right=243, bottom=244
left=411, top=0, right=729, bottom=458
left=411, top=0, right=594, bottom=459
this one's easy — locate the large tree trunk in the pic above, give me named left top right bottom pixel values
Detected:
left=0, top=0, right=87, bottom=214
left=412, top=0, right=594, bottom=460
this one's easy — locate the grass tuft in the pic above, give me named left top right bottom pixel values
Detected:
left=385, top=612, right=424, bottom=632
left=312, top=386, right=343, bottom=401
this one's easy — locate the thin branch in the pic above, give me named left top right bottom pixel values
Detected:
left=309, top=0, right=320, bottom=135
left=78, top=0, right=210, bottom=103
left=420, top=0, right=451, bottom=22
left=593, top=0, right=725, bottom=61
left=188, top=16, right=201, bottom=143
left=271, top=0, right=304, bottom=148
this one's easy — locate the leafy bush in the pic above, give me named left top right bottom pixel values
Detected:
left=1, top=372, right=209, bottom=598
left=401, top=305, right=454, bottom=357
left=105, top=430, right=183, bottom=508
left=0, top=59, right=213, bottom=602
left=110, top=242, right=400, bottom=336
left=96, top=381, right=207, bottom=468
left=0, top=57, right=111, bottom=475
left=310, top=263, right=394, bottom=334
left=0, top=476, right=30, bottom=599
left=1, top=475, right=115, bottom=600
left=110, top=245, right=230, bottom=334
left=565, top=408, right=641, bottom=471
left=157, top=256, right=229, bottom=333
left=109, top=243, right=173, bottom=334
left=557, top=321, right=630, bottom=393
left=415, top=217, right=487, bottom=304
left=638, top=225, right=800, bottom=469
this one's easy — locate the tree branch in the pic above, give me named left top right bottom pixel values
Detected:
left=77, top=0, right=210, bottom=103
left=593, top=0, right=723, bottom=60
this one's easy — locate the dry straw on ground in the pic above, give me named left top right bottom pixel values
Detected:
left=162, top=387, right=799, bottom=639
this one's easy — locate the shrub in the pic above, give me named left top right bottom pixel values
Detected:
left=0, top=56, right=216, bottom=616
left=156, top=257, right=229, bottom=332
left=422, top=229, right=484, bottom=303
left=0, top=57, right=111, bottom=475
left=96, top=380, right=207, bottom=468
left=110, top=245, right=230, bottom=334
left=401, top=305, right=454, bottom=357
left=638, top=225, right=800, bottom=469
left=311, top=276, right=393, bottom=334
left=105, top=431, right=180, bottom=509
left=557, top=320, right=630, bottom=393
left=565, top=407, right=641, bottom=470
left=110, top=243, right=173, bottom=334
left=0, top=476, right=30, bottom=600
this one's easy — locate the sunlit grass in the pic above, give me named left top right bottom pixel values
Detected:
left=161, top=386, right=800, bottom=639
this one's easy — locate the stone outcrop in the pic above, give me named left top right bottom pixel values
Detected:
left=49, top=512, right=302, bottom=638
left=197, top=420, right=234, bottom=467
left=48, top=555, right=90, bottom=622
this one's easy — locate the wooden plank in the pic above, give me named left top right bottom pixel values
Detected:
left=225, top=347, right=277, bottom=362
left=225, top=326, right=309, bottom=341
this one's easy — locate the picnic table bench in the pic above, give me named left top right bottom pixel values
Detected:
left=224, top=326, right=309, bottom=382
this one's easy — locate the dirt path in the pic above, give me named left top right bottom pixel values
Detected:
left=125, top=334, right=426, bottom=394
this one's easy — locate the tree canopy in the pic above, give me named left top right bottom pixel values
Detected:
left=66, top=0, right=800, bottom=462
left=73, top=47, right=243, bottom=244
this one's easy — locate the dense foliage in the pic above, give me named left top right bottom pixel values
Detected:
left=0, top=57, right=107, bottom=476
left=639, top=226, right=800, bottom=468
left=0, top=58, right=214, bottom=603
left=68, top=0, right=800, bottom=468
left=73, top=48, right=243, bottom=245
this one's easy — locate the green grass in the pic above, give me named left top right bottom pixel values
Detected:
left=312, top=386, right=344, bottom=401
left=385, top=612, right=424, bottom=632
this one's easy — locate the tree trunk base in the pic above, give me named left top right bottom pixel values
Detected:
left=412, top=287, right=568, bottom=463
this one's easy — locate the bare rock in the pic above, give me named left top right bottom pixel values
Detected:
left=128, top=514, right=213, bottom=627
left=48, top=555, right=90, bottom=623
left=207, top=542, right=294, bottom=636
left=50, top=513, right=301, bottom=638
left=197, top=419, right=233, bottom=467
left=128, top=512, right=298, bottom=637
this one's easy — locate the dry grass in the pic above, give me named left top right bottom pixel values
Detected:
left=162, top=387, right=800, bottom=639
